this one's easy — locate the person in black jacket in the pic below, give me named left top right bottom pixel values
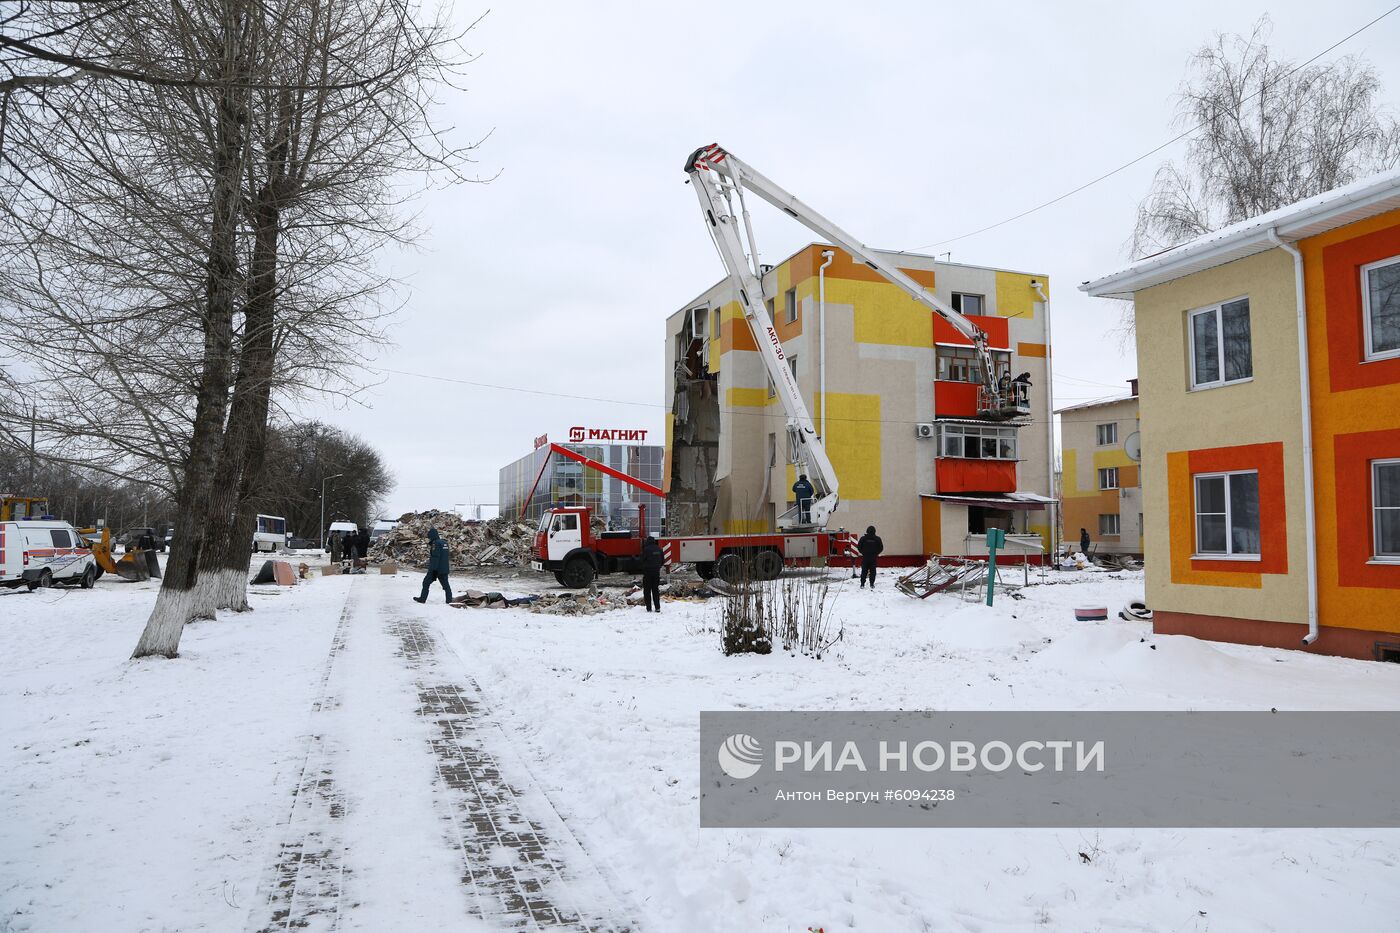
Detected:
left=413, top=527, right=453, bottom=604
left=792, top=474, right=815, bottom=524
left=640, top=535, right=665, bottom=613
left=1079, top=527, right=1091, bottom=556
left=857, top=525, right=883, bottom=589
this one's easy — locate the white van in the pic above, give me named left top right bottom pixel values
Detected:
left=0, top=519, right=98, bottom=590
left=253, top=514, right=287, bottom=553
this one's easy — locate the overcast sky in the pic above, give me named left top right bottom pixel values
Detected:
left=315, top=0, right=1400, bottom=518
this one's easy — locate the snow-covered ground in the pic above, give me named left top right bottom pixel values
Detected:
left=3, top=562, right=1398, bottom=931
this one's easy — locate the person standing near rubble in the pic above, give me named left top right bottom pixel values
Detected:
left=857, top=525, right=883, bottom=589
left=640, top=535, right=665, bottom=613
left=329, top=531, right=342, bottom=563
left=413, top=527, right=453, bottom=604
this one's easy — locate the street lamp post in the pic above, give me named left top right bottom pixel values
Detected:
left=319, top=473, right=343, bottom=550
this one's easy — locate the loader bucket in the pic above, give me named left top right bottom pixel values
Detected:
left=114, top=552, right=150, bottom=582
left=144, top=549, right=162, bottom=579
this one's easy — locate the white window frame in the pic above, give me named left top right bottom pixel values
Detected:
left=1098, top=467, right=1119, bottom=490
left=1361, top=255, right=1400, bottom=362
left=784, top=287, right=798, bottom=325
left=1096, top=423, right=1118, bottom=446
left=1188, top=296, right=1253, bottom=390
left=937, top=424, right=1018, bottom=461
left=1193, top=469, right=1261, bottom=559
left=1099, top=513, right=1120, bottom=536
left=1373, top=458, right=1400, bottom=562
left=951, top=292, right=984, bottom=316
left=788, top=355, right=798, bottom=382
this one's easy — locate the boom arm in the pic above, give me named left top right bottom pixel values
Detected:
left=684, top=143, right=1010, bottom=529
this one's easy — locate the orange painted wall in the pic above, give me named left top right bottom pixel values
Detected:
left=933, top=314, right=1010, bottom=349
left=921, top=497, right=941, bottom=556
left=1164, top=441, right=1291, bottom=589
left=1301, top=208, right=1400, bottom=633
left=934, top=381, right=979, bottom=418
left=935, top=458, right=1017, bottom=494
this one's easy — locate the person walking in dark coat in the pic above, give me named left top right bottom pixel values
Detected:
left=792, top=474, right=815, bottom=524
left=858, top=525, right=883, bottom=589
left=356, top=529, right=370, bottom=564
left=329, top=531, right=342, bottom=563
left=1079, top=528, right=1091, bottom=556
left=413, top=527, right=453, bottom=604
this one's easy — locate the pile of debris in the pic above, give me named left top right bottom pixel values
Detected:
left=446, top=589, right=621, bottom=616
left=368, top=510, right=537, bottom=569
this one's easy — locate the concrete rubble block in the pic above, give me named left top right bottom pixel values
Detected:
left=368, top=509, right=539, bottom=570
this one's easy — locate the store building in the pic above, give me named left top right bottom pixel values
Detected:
left=665, top=244, right=1055, bottom=563
left=499, top=438, right=665, bottom=534
left=1057, top=382, right=1143, bottom=557
left=1082, top=168, right=1400, bottom=660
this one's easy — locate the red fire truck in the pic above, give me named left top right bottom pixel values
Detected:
left=522, top=444, right=854, bottom=587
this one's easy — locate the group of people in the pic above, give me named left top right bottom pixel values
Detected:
left=329, top=528, right=371, bottom=564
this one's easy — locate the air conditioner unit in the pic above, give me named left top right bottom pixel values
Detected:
left=915, top=423, right=936, bottom=439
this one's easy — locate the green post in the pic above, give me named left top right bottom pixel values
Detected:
left=985, top=528, right=1006, bottom=606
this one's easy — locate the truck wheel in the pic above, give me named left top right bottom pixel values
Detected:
left=94, top=564, right=105, bottom=580
left=80, top=566, right=96, bottom=589
left=28, top=569, right=53, bottom=592
left=560, top=557, right=594, bottom=588
left=553, top=571, right=568, bottom=586
left=753, top=549, right=783, bottom=581
left=715, top=553, right=745, bottom=584
left=695, top=561, right=716, bottom=581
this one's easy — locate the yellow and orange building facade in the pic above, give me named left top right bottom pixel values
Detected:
left=1083, top=170, right=1400, bottom=660
left=665, top=244, right=1054, bottom=562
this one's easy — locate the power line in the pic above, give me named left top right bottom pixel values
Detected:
left=375, top=366, right=1130, bottom=429
left=900, top=3, right=1400, bottom=252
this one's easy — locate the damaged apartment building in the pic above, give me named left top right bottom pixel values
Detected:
left=664, top=244, right=1055, bottom=562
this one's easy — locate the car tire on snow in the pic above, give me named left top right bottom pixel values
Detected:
left=28, top=569, right=53, bottom=592
left=79, top=566, right=96, bottom=589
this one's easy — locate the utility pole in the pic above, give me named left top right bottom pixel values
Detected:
left=320, top=473, right=343, bottom=549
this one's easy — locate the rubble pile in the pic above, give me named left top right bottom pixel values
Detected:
left=369, top=510, right=537, bottom=569
left=446, top=589, right=621, bottom=616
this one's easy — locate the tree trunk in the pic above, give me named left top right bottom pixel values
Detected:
left=132, top=63, right=247, bottom=659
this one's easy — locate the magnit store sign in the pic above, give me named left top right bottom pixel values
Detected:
left=700, top=711, right=1400, bottom=829
left=567, top=426, right=649, bottom=443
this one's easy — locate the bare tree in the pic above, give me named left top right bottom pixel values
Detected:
left=1132, top=16, right=1400, bottom=259
left=1, top=0, right=483, bottom=658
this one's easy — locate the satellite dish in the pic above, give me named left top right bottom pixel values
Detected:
left=1124, top=431, right=1141, bottom=462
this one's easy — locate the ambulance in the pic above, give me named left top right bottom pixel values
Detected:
left=0, top=519, right=99, bottom=591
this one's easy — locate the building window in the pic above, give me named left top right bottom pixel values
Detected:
left=765, top=297, right=776, bottom=321
left=938, top=423, right=1018, bottom=460
left=1096, top=423, right=1118, bottom=446
left=1374, top=459, right=1400, bottom=560
left=1194, top=470, right=1260, bottom=556
left=936, top=346, right=1011, bottom=383
left=767, top=374, right=775, bottom=398
left=1362, top=255, right=1400, bottom=360
left=1189, top=298, right=1252, bottom=388
left=788, top=355, right=798, bottom=382
left=951, top=292, right=984, bottom=315
left=785, top=287, right=798, bottom=324
left=1098, top=467, right=1119, bottom=490
left=1099, top=513, right=1120, bottom=536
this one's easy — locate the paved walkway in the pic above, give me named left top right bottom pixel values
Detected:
left=247, top=577, right=632, bottom=932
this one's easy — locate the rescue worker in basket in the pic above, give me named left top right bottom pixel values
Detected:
left=792, top=473, right=814, bottom=525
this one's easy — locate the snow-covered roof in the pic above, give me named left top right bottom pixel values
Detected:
left=1079, top=168, right=1400, bottom=300
left=1054, top=393, right=1137, bottom=415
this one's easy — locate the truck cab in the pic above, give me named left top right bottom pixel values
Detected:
left=531, top=505, right=648, bottom=588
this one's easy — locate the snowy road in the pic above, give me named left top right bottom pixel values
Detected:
left=3, top=563, right=1400, bottom=931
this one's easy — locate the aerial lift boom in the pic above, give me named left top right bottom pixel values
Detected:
left=684, top=143, right=1027, bottom=531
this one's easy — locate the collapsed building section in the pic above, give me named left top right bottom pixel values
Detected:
left=665, top=305, right=720, bottom=535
